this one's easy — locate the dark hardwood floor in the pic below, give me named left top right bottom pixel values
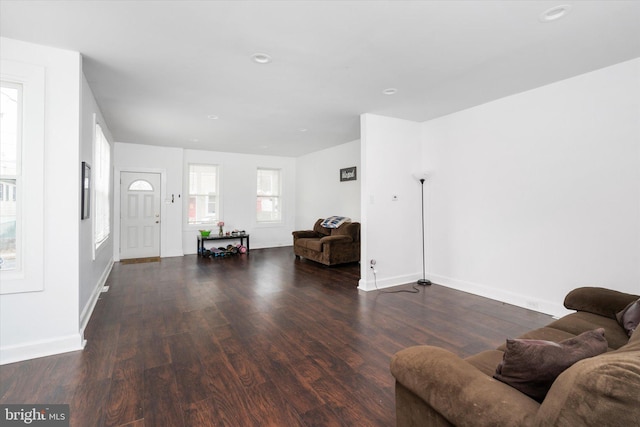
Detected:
left=0, top=247, right=554, bottom=426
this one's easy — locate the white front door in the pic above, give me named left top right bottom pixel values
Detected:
left=120, top=172, right=161, bottom=260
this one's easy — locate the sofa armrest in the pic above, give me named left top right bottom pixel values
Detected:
left=391, top=346, right=540, bottom=426
left=319, top=235, right=353, bottom=244
left=292, top=230, right=319, bottom=239
left=564, top=287, right=639, bottom=319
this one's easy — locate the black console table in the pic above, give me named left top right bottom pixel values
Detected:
left=197, top=234, right=250, bottom=256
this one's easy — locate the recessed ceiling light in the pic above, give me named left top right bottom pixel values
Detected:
left=252, top=53, right=272, bottom=64
left=539, top=5, right=572, bottom=23
left=382, top=88, right=398, bottom=95
left=189, top=138, right=199, bottom=143
left=207, top=114, right=218, bottom=120
left=299, top=128, right=308, bottom=132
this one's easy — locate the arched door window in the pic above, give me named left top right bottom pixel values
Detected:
left=128, top=180, right=153, bottom=191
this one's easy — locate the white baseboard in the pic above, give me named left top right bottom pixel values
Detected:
left=249, top=242, right=293, bottom=250
left=0, top=334, right=85, bottom=365
left=79, top=259, right=114, bottom=336
left=358, top=272, right=420, bottom=292
left=430, top=273, right=571, bottom=318
left=357, top=271, right=571, bottom=317
left=161, top=250, right=185, bottom=258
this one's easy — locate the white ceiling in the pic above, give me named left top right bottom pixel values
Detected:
left=1, top=1, right=639, bottom=157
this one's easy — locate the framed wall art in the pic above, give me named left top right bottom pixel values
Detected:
left=340, top=166, right=357, bottom=182
left=81, top=161, right=91, bottom=219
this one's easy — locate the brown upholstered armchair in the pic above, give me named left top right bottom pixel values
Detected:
left=292, top=219, right=360, bottom=266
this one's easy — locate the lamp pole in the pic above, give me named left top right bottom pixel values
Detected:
left=418, top=178, right=431, bottom=286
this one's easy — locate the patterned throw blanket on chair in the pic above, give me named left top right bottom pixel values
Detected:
left=321, top=216, right=350, bottom=228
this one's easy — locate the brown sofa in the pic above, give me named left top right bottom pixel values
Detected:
left=292, top=219, right=360, bottom=266
left=390, top=287, right=640, bottom=426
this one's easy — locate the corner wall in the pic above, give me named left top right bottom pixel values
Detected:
left=422, top=58, right=640, bottom=316
left=79, top=73, right=115, bottom=332
left=0, top=38, right=84, bottom=364
left=360, top=114, right=424, bottom=290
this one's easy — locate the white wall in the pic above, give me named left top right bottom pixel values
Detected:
left=0, top=38, right=84, bottom=364
left=183, top=149, right=297, bottom=253
left=295, top=139, right=361, bottom=229
left=114, top=142, right=185, bottom=260
left=79, top=73, right=114, bottom=332
left=422, top=58, right=640, bottom=316
left=360, top=114, right=424, bottom=290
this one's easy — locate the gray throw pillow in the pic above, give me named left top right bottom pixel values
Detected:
left=494, top=328, right=608, bottom=402
left=616, top=298, right=640, bottom=337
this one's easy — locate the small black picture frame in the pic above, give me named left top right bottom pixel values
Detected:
left=340, top=166, right=357, bottom=182
left=81, top=161, right=91, bottom=219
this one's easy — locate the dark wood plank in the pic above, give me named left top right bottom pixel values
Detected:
left=182, top=397, right=221, bottom=427
left=65, top=378, right=111, bottom=427
left=167, top=333, right=213, bottom=405
left=0, top=247, right=554, bottom=427
left=143, top=364, right=185, bottom=427
left=104, top=358, right=144, bottom=427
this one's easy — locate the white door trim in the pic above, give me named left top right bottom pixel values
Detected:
left=113, top=167, right=167, bottom=262
left=120, top=172, right=161, bottom=259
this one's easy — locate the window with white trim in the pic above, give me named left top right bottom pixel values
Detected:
left=94, top=122, right=111, bottom=249
left=1, top=60, right=45, bottom=294
left=0, top=82, right=22, bottom=271
left=256, top=168, right=281, bottom=222
left=188, top=164, right=219, bottom=224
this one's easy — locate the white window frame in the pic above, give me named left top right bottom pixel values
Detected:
left=93, top=117, right=111, bottom=253
left=0, top=60, right=45, bottom=294
left=256, top=168, right=282, bottom=223
left=187, top=164, right=220, bottom=226
left=0, top=82, right=21, bottom=273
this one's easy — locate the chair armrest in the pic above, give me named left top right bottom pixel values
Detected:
left=564, top=287, right=639, bottom=319
left=292, top=230, right=319, bottom=239
left=390, top=346, right=539, bottom=426
left=319, top=235, right=353, bottom=244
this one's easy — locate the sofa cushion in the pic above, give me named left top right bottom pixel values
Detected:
left=546, top=312, right=630, bottom=350
left=616, top=298, right=640, bottom=337
left=331, top=222, right=360, bottom=240
left=564, top=287, right=639, bottom=319
left=296, top=238, right=323, bottom=252
left=465, top=350, right=505, bottom=377
left=292, top=230, right=320, bottom=239
left=494, top=328, right=608, bottom=402
left=497, top=327, right=577, bottom=352
left=313, top=219, right=331, bottom=236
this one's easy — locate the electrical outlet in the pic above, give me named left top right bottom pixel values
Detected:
left=525, top=300, right=539, bottom=310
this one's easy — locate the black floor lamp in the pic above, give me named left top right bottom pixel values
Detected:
left=415, top=173, right=431, bottom=286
